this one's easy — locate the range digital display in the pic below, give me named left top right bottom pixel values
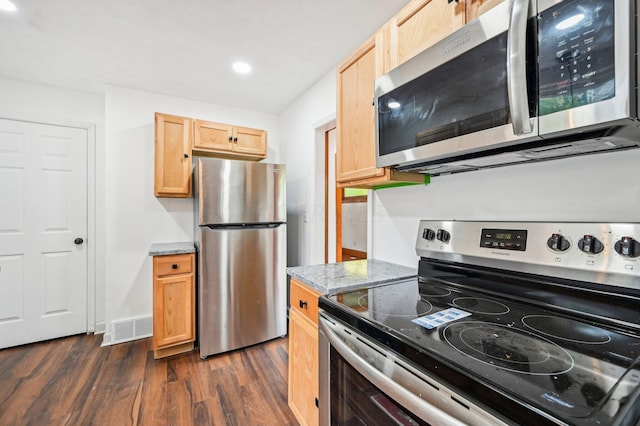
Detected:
left=495, top=233, right=513, bottom=240
left=480, top=229, right=527, bottom=251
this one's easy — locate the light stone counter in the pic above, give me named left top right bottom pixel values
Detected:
left=287, top=259, right=416, bottom=295
left=148, top=242, right=195, bottom=256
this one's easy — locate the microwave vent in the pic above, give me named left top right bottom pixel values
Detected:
left=519, top=139, right=636, bottom=159
left=396, top=138, right=639, bottom=176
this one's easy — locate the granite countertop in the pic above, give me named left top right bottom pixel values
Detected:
left=287, top=259, right=417, bottom=295
left=149, top=242, right=195, bottom=256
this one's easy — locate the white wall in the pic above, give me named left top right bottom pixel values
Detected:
left=279, top=71, right=337, bottom=267
left=342, top=202, right=367, bottom=252
left=0, top=77, right=106, bottom=331
left=103, top=86, right=280, bottom=344
left=371, top=149, right=640, bottom=267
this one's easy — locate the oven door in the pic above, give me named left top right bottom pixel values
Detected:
left=318, top=312, right=509, bottom=426
left=375, top=0, right=538, bottom=170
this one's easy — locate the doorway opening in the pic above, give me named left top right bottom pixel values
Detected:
left=323, top=128, right=367, bottom=263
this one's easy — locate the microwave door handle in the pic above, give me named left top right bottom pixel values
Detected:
left=507, top=0, right=532, bottom=135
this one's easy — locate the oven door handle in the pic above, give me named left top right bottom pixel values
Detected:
left=507, top=0, right=532, bottom=135
left=318, top=316, right=468, bottom=426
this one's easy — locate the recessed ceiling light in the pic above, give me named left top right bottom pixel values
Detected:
left=0, top=0, right=17, bottom=12
left=232, top=61, right=252, bottom=75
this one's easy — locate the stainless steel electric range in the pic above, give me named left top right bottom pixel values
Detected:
left=318, top=221, right=640, bottom=426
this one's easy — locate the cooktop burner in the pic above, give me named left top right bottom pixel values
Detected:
left=357, top=291, right=434, bottom=317
left=418, top=283, right=451, bottom=297
left=443, top=321, right=574, bottom=375
left=451, top=297, right=510, bottom=315
left=522, top=315, right=612, bottom=344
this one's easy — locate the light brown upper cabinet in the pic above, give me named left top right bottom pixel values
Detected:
left=388, top=0, right=466, bottom=69
left=154, top=113, right=268, bottom=198
left=336, top=30, right=424, bottom=189
left=193, top=119, right=267, bottom=160
left=154, top=112, right=192, bottom=198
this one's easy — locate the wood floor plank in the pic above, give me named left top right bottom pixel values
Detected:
left=137, top=350, right=168, bottom=425
left=0, top=334, right=298, bottom=425
left=0, top=337, right=78, bottom=424
left=71, top=339, right=151, bottom=425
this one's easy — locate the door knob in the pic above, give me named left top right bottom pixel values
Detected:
left=74, top=238, right=84, bottom=245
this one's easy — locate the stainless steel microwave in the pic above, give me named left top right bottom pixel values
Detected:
left=375, top=0, right=640, bottom=175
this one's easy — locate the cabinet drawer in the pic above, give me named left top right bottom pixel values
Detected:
left=290, top=278, right=321, bottom=326
left=155, top=253, right=194, bottom=277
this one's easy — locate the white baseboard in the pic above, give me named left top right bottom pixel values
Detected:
left=94, top=321, right=106, bottom=334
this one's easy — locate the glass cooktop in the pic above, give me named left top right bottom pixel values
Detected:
left=321, top=278, right=640, bottom=424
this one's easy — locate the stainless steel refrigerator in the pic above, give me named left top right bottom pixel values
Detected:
left=194, top=157, right=287, bottom=358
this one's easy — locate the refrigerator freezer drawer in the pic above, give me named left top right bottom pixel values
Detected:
left=198, top=224, right=287, bottom=357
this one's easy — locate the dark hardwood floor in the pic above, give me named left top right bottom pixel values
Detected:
left=0, top=334, right=298, bottom=425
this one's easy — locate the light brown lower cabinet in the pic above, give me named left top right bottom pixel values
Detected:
left=288, top=278, right=322, bottom=426
left=152, top=253, right=195, bottom=359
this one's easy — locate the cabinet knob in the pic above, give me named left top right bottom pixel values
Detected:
left=228, top=135, right=233, bottom=141
left=183, top=153, right=189, bottom=158
left=299, top=300, right=307, bottom=309
left=233, top=137, right=238, bottom=142
left=74, top=238, right=84, bottom=245
left=172, top=263, right=179, bottom=269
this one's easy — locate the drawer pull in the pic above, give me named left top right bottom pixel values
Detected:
left=299, top=300, right=307, bottom=309
left=172, top=264, right=179, bottom=269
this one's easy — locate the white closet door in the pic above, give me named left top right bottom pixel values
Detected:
left=0, top=118, right=88, bottom=349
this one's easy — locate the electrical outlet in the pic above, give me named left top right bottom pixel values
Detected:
left=303, top=208, right=309, bottom=223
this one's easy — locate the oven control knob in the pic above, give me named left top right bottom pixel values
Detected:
left=547, top=233, right=570, bottom=252
left=422, top=228, right=436, bottom=241
left=436, top=229, right=450, bottom=243
left=614, top=237, right=640, bottom=258
left=577, top=235, right=604, bottom=254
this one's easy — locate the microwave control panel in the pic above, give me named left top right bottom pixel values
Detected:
left=538, top=0, right=615, bottom=116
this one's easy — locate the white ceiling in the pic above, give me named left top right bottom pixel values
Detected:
left=0, top=0, right=409, bottom=114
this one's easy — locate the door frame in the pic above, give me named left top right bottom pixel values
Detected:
left=0, top=112, right=97, bottom=333
left=313, top=114, right=336, bottom=265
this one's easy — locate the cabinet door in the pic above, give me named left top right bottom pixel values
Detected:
left=153, top=255, right=195, bottom=349
left=233, top=126, right=267, bottom=158
left=336, top=32, right=386, bottom=184
left=389, top=0, right=466, bottom=69
left=193, top=119, right=233, bottom=152
left=288, top=308, right=319, bottom=426
left=154, top=113, right=192, bottom=197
